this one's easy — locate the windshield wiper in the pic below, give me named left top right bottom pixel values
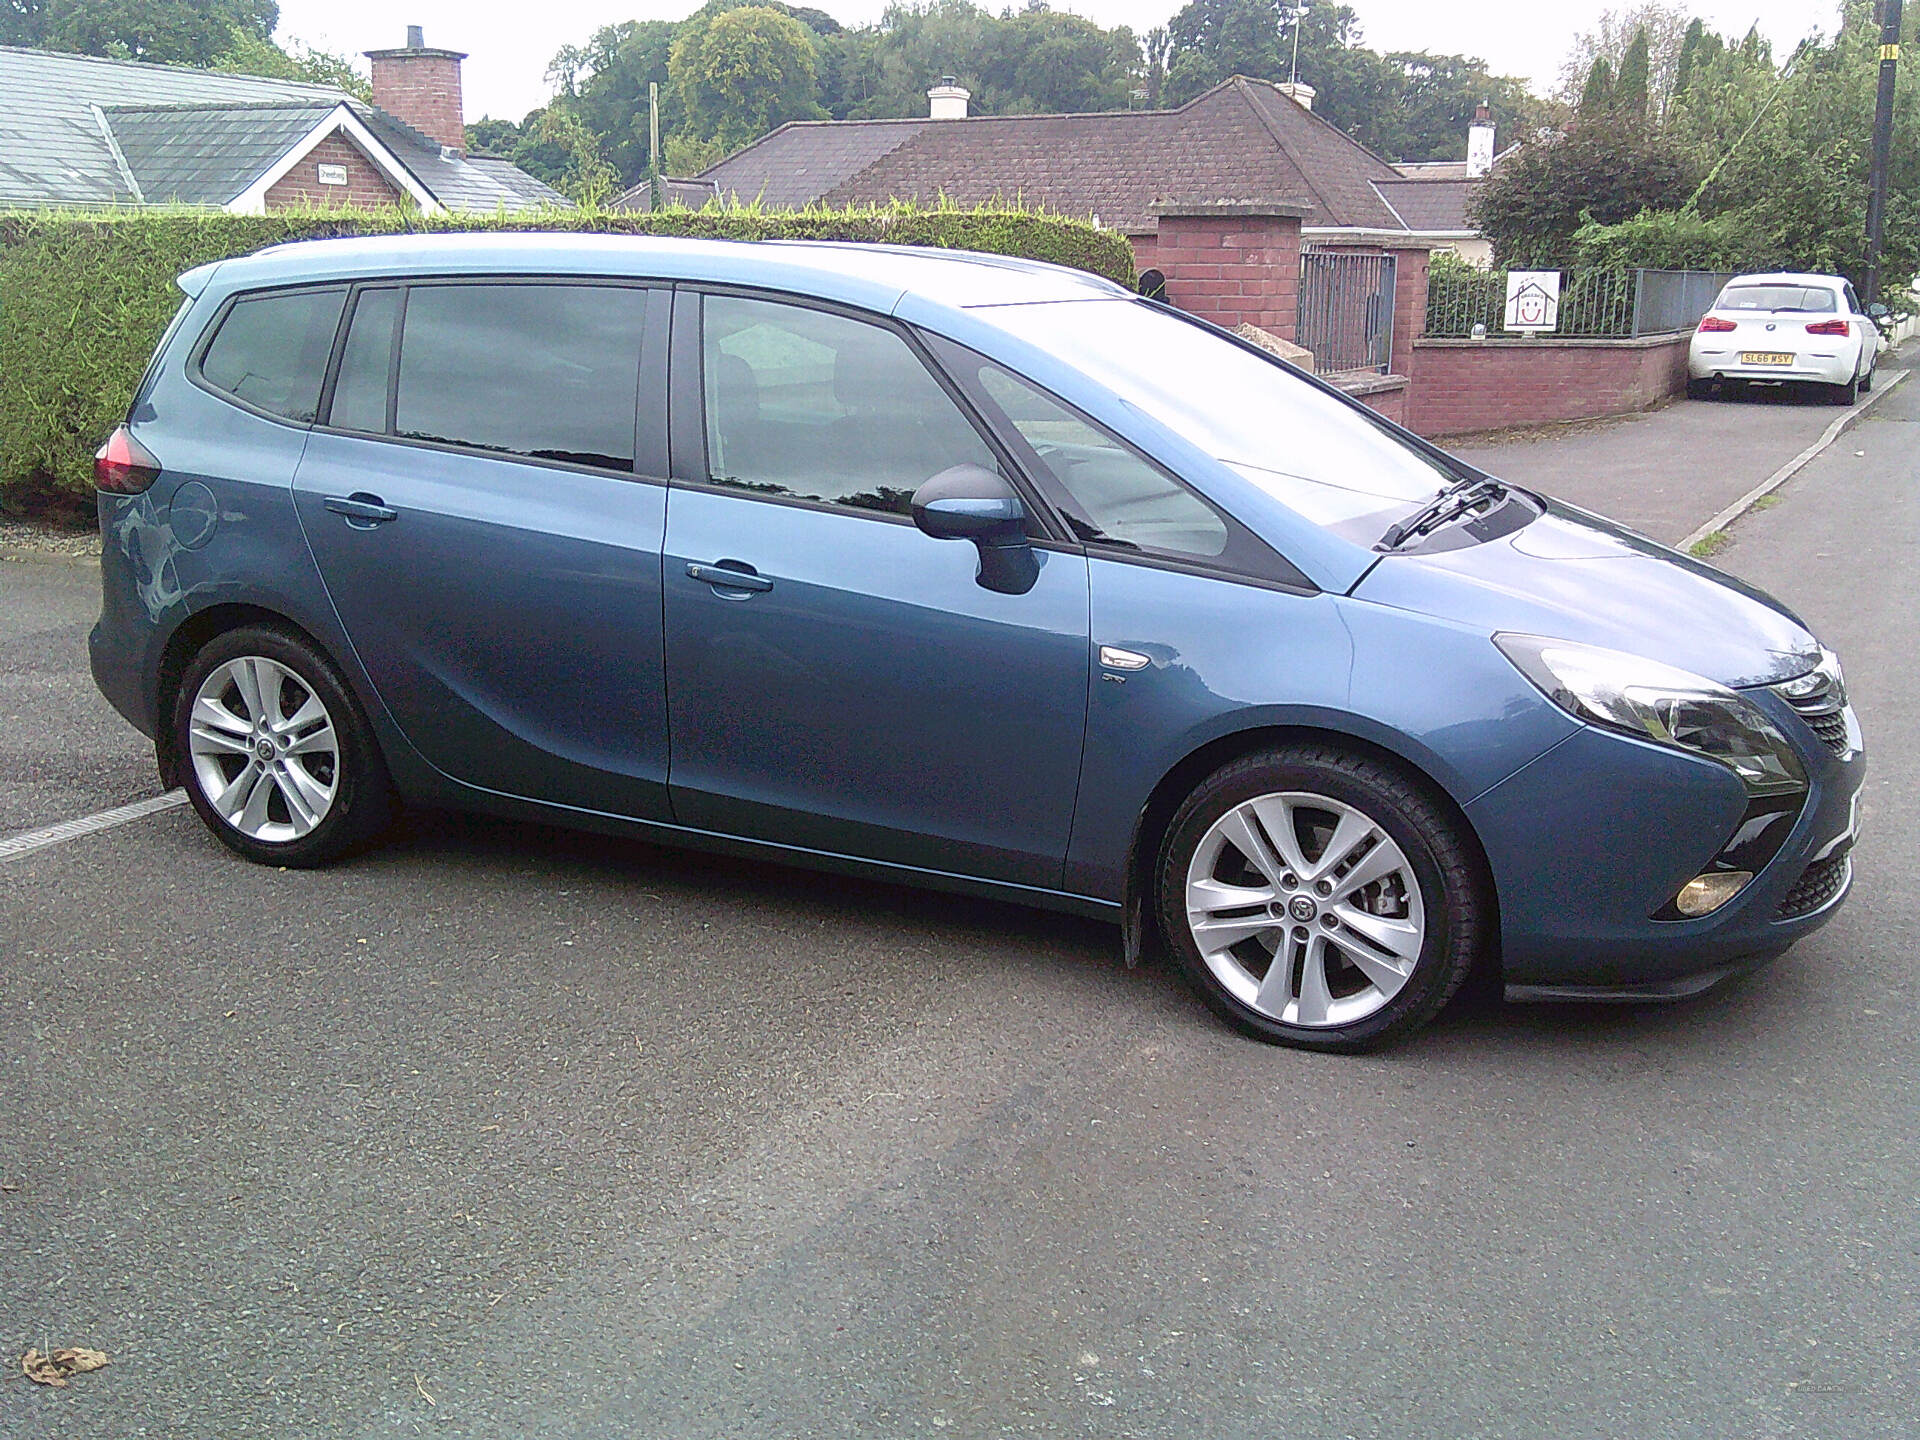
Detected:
left=1378, top=476, right=1505, bottom=551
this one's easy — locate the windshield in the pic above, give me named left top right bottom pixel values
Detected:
left=1719, top=285, right=1838, bottom=314
left=977, top=300, right=1459, bottom=524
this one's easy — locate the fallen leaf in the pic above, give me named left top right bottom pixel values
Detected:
left=0, top=1179, right=20, bottom=1193
left=22, top=1346, right=109, bottom=1387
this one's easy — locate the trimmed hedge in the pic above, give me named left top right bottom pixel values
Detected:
left=0, top=204, right=1135, bottom=513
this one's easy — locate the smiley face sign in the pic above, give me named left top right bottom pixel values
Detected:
left=1504, top=271, right=1561, bottom=333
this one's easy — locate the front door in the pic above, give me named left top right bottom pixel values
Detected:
left=661, top=292, right=1090, bottom=890
left=293, top=280, right=675, bottom=820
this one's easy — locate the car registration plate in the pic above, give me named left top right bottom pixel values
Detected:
left=1741, top=351, right=1795, bottom=366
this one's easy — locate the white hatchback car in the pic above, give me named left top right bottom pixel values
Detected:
left=1688, top=272, right=1883, bottom=405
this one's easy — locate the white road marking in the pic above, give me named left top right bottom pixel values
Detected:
left=0, top=790, right=190, bottom=862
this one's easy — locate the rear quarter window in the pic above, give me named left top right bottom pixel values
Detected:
left=197, top=287, right=346, bottom=422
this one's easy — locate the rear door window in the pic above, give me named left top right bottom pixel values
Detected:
left=327, top=287, right=400, bottom=434
left=199, top=287, right=346, bottom=422
left=392, top=283, right=648, bottom=471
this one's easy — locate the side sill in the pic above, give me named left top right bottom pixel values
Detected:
left=434, top=782, right=1124, bottom=923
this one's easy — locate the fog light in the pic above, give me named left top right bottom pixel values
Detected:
left=1673, top=871, right=1752, bottom=917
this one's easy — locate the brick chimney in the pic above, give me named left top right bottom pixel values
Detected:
left=366, top=25, right=467, bottom=156
left=1467, top=101, right=1496, bottom=178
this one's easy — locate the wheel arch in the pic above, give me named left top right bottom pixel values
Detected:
left=1121, top=723, right=1500, bottom=973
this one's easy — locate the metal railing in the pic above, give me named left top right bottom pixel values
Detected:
left=1299, top=248, right=1397, bottom=374
left=1425, top=266, right=1735, bottom=339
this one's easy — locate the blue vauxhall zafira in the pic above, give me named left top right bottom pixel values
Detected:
left=88, top=234, right=1865, bottom=1050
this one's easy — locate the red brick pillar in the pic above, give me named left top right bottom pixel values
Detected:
left=1382, top=241, right=1433, bottom=382
left=1148, top=200, right=1310, bottom=343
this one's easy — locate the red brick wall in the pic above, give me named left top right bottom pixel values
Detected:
left=1150, top=211, right=1302, bottom=340
left=1129, top=232, right=1157, bottom=274
left=264, top=131, right=405, bottom=210
left=1407, top=333, right=1693, bottom=437
left=370, top=52, right=465, bottom=154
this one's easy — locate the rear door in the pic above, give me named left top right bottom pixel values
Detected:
left=659, top=290, right=1091, bottom=889
left=292, top=278, right=675, bottom=819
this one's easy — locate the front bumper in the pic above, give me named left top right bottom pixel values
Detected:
left=1467, top=701, right=1865, bottom=994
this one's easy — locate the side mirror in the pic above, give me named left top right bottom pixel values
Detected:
left=911, top=465, right=1039, bottom=595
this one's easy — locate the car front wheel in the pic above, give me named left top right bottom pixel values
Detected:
left=173, top=625, right=392, bottom=866
left=1157, top=746, right=1485, bottom=1051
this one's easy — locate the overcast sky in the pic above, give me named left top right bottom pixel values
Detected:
left=280, top=0, right=1844, bottom=125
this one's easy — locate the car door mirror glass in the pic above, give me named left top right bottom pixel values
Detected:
left=911, top=465, right=1039, bottom=595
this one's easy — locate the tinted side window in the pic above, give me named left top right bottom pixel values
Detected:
left=977, top=365, right=1228, bottom=558
left=702, top=295, right=997, bottom=517
left=395, top=284, right=647, bottom=471
left=199, top=287, right=345, bottom=422
left=328, top=287, right=399, bottom=434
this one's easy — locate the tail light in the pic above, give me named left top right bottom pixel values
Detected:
left=1697, top=316, right=1736, bottom=333
left=1805, top=318, right=1850, bottom=337
left=93, top=426, right=161, bottom=495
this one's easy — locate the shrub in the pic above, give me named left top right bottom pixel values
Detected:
left=0, top=203, right=1135, bottom=514
left=1569, top=208, right=1784, bottom=273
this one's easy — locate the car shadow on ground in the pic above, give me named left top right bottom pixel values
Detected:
left=367, top=806, right=1787, bottom=1058
left=1694, top=378, right=1859, bottom=408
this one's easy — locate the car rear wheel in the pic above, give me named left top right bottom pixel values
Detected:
left=1685, top=378, right=1713, bottom=401
left=1829, top=375, right=1858, bottom=406
left=1157, top=746, right=1485, bottom=1051
left=173, top=625, right=392, bottom=866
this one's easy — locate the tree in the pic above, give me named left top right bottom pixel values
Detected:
left=549, top=20, right=681, bottom=183
left=670, top=4, right=824, bottom=151
left=1469, top=116, right=1697, bottom=266
left=507, top=105, right=618, bottom=204
left=1578, top=57, right=1614, bottom=118
left=1614, top=27, right=1651, bottom=121
left=1, top=0, right=278, bottom=66
left=212, top=27, right=371, bottom=101
left=1556, top=2, right=1694, bottom=118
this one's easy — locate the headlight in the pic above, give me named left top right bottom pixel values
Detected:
left=1495, top=634, right=1806, bottom=798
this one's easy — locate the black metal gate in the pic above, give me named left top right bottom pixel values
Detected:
left=1298, top=249, right=1397, bottom=374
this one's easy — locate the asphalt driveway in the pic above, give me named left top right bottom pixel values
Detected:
left=2, top=379, right=1915, bottom=1438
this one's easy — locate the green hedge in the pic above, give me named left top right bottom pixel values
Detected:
left=0, top=204, right=1135, bottom=514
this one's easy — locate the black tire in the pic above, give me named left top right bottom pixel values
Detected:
left=1156, top=745, right=1486, bottom=1052
left=1829, top=376, right=1858, bottom=406
left=1859, top=365, right=1874, bottom=394
left=1685, top=377, right=1712, bottom=401
left=172, top=624, right=393, bottom=867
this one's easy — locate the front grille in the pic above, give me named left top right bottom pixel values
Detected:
left=1802, top=708, right=1850, bottom=756
left=1777, top=851, right=1851, bottom=919
left=1771, top=652, right=1853, bottom=758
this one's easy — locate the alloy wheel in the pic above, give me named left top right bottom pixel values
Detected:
left=187, top=656, right=340, bottom=843
left=1183, top=791, right=1427, bottom=1028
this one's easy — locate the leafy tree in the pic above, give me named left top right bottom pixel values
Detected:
left=1469, top=116, right=1696, bottom=266
left=550, top=20, right=681, bottom=183
left=507, top=106, right=619, bottom=204
left=670, top=4, right=825, bottom=151
left=2, top=0, right=278, bottom=66
left=464, top=116, right=525, bottom=158
left=212, top=26, right=371, bottom=101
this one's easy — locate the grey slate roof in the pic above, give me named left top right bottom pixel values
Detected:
left=695, top=78, right=1413, bottom=235
left=607, top=176, right=724, bottom=211
left=1371, top=177, right=1480, bottom=233
left=0, top=44, right=566, bottom=212
left=105, top=102, right=337, bottom=205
